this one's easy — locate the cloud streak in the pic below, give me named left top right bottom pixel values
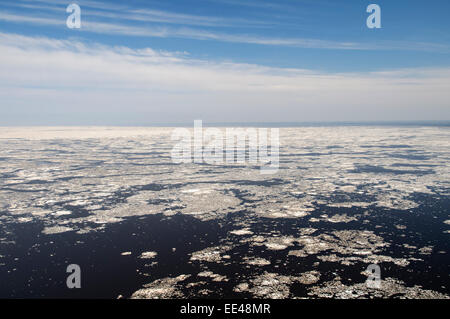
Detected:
left=1, top=4, right=449, bottom=52
left=11, top=0, right=271, bottom=28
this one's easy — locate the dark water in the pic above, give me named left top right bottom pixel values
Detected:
left=0, top=191, right=448, bottom=298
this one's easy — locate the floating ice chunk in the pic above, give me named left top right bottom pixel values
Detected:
left=42, top=226, right=73, bottom=235
left=53, top=210, right=72, bottom=216
left=139, top=251, right=157, bottom=259
left=197, top=271, right=228, bottom=282
left=131, top=274, right=190, bottom=299
left=230, top=228, right=253, bottom=236
left=243, top=257, right=271, bottom=266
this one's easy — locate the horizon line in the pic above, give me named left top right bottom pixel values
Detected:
left=1, top=120, right=449, bottom=128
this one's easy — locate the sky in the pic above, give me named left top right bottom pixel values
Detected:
left=0, top=0, right=449, bottom=125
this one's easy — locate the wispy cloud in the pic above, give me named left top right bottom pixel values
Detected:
left=1, top=9, right=449, bottom=53
left=206, top=0, right=294, bottom=10
left=0, top=12, right=62, bottom=26
left=10, top=0, right=269, bottom=28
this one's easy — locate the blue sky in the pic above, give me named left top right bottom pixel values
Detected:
left=0, top=0, right=449, bottom=124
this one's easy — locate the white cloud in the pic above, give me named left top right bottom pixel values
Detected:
left=0, top=32, right=449, bottom=124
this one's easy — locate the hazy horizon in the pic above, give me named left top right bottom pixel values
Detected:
left=1, top=120, right=450, bottom=128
